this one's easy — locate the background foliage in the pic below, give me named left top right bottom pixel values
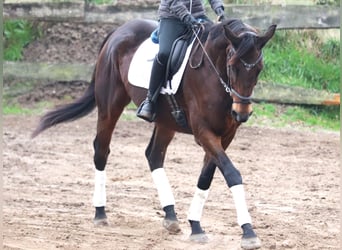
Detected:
left=260, top=30, right=340, bottom=93
left=4, top=20, right=42, bottom=61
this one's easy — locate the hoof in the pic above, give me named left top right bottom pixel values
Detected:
left=162, top=219, right=181, bottom=234
left=189, top=233, right=209, bottom=243
left=93, top=218, right=109, bottom=226
left=241, top=236, right=261, bottom=249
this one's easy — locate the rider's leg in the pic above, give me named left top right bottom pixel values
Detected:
left=136, top=18, right=188, bottom=122
left=136, top=56, right=166, bottom=122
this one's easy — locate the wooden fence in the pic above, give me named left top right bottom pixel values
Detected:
left=3, top=1, right=340, bottom=105
left=4, top=1, right=340, bottom=29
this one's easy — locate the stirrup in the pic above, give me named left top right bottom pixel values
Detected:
left=136, top=100, right=156, bottom=122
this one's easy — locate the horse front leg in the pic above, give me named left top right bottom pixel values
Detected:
left=199, top=133, right=261, bottom=249
left=188, top=156, right=216, bottom=243
left=217, top=150, right=261, bottom=249
left=146, top=126, right=181, bottom=234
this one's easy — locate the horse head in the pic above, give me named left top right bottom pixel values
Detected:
left=222, top=20, right=276, bottom=123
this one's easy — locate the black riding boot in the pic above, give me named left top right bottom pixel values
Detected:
left=136, top=57, right=166, bottom=122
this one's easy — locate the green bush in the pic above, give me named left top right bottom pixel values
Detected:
left=4, top=20, right=41, bottom=61
left=321, top=39, right=340, bottom=62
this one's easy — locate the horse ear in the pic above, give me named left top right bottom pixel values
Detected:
left=224, top=26, right=241, bottom=50
left=256, top=24, right=277, bottom=49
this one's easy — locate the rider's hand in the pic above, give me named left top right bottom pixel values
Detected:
left=183, top=14, right=199, bottom=29
left=215, top=6, right=227, bottom=22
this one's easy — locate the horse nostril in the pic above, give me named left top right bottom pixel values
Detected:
left=231, top=110, right=251, bottom=123
left=238, top=114, right=249, bottom=123
left=249, top=111, right=253, bottom=117
left=231, top=110, right=238, bottom=120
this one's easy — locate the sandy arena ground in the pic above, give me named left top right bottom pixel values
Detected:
left=3, top=111, right=340, bottom=250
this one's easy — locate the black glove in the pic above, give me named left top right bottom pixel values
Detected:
left=215, top=6, right=227, bottom=22
left=183, top=14, right=199, bottom=29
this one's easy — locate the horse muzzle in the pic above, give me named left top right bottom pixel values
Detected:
left=231, top=103, right=253, bottom=123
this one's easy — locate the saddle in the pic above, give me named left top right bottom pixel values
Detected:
left=165, top=30, right=194, bottom=86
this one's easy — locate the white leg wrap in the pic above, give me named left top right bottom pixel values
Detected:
left=187, top=187, right=209, bottom=221
left=230, top=184, right=252, bottom=226
left=93, top=169, right=106, bottom=207
left=151, top=168, right=175, bottom=208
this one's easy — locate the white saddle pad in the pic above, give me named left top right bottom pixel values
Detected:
left=128, top=38, right=194, bottom=95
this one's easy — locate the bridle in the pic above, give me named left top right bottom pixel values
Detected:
left=190, top=25, right=263, bottom=104
left=225, top=46, right=263, bottom=104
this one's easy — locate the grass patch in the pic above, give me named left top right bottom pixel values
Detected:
left=3, top=100, right=53, bottom=115
left=260, top=30, right=340, bottom=93
left=86, top=0, right=112, bottom=4
left=250, top=102, right=340, bottom=131
left=2, top=103, right=46, bottom=115
left=3, top=105, right=32, bottom=115
left=119, top=102, right=138, bottom=121
left=283, top=105, right=340, bottom=130
left=126, top=102, right=138, bottom=110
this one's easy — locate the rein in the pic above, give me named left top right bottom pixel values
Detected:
left=190, top=25, right=263, bottom=103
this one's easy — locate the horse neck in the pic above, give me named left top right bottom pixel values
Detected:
left=185, top=38, right=231, bottom=105
left=203, top=39, right=229, bottom=83
left=186, top=24, right=231, bottom=97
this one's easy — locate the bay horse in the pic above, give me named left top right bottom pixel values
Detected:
left=32, top=18, right=276, bottom=249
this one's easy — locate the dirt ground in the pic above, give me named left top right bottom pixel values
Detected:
left=3, top=110, right=340, bottom=250
left=3, top=22, right=341, bottom=250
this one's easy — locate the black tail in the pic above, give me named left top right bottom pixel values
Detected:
left=31, top=28, right=117, bottom=138
left=31, top=72, right=96, bottom=138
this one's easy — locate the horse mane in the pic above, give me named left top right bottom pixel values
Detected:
left=208, top=19, right=258, bottom=64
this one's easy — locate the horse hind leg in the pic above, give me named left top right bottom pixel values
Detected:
left=92, top=89, right=131, bottom=226
left=92, top=115, right=116, bottom=226
left=146, top=126, right=181, bottom=234
left=92, top=124, right=111, bottom=226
